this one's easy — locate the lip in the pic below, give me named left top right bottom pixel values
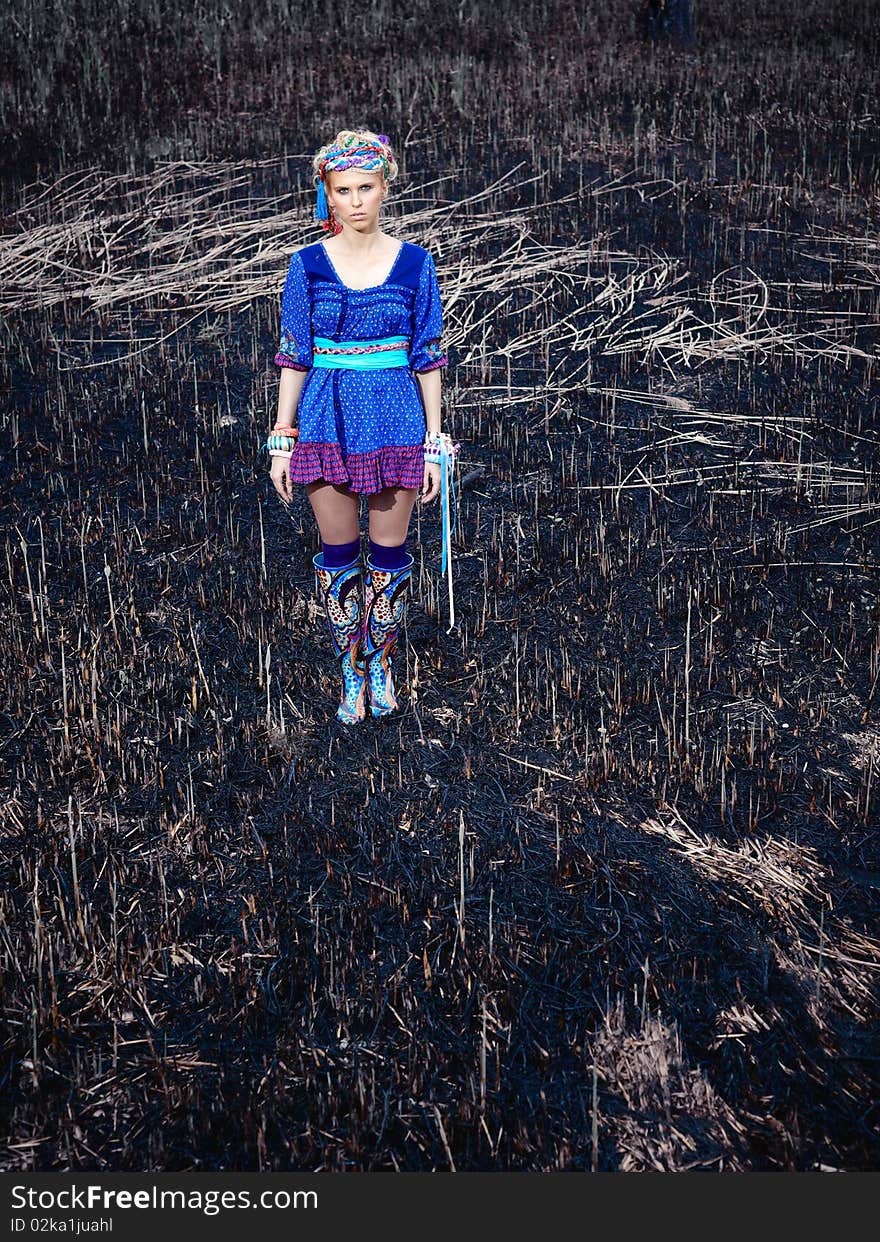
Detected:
left=351, top=213, right=365, bottom=218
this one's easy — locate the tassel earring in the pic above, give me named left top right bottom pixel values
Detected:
left=315, top=177, right=328, bottom=221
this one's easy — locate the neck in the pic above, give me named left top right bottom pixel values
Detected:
left=330, top=223, right=385, bottom=253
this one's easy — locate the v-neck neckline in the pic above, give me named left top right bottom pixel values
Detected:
left=320, top=239, right=404, bottom=292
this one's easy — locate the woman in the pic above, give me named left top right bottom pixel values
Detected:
left=267, top=128, right=452, bottom=726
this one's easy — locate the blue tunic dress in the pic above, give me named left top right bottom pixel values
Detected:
left=274, top=239, right=448, bottom=494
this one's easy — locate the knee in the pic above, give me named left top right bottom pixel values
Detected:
left=367, top=536, right=410, bottom=571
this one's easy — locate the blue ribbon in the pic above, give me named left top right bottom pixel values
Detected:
left=439, top=443, right=458, bottom=577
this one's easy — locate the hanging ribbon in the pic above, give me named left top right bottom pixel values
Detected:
left=425, top=433, right=462, bottom=631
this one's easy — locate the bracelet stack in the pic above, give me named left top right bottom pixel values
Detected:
left=424, top=431, right=461, bottom=465
left=266, top=423, right=299, bottom=459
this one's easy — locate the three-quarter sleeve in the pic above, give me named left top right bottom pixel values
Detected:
left=274, top=249, right=313, bottom=371
left=409, top=252, right=448, bottom=373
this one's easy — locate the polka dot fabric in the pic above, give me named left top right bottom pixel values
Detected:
left=274, top=240, right=449, bottom=495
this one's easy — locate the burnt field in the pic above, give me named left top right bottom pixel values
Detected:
left=1, top=0, right=879, bottom=1171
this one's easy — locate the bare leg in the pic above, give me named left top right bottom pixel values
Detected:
left=306, top=481, right=360, bottom=543
left=367, top=486, right=417, bottom=546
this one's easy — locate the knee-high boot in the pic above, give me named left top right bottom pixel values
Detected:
left=362, top=553, right=415, bottom=717
left=312, top=552, right=367, bottom=725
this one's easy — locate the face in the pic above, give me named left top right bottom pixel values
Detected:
left=325, top=168, right=387, bottom=230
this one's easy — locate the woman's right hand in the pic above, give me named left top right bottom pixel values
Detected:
left=270, top=454, right=294, bottom=505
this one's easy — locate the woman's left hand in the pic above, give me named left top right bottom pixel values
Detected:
left=419, top=462, right=441, bottom=504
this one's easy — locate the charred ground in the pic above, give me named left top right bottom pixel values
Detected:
left=1, top=0, right=878, bottom=1171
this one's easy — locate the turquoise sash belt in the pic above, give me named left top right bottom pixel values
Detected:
left=312, top=335, right=410, bottom=370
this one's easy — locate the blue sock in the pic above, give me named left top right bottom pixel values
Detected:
left=322, top=536, right=361, bottom=568
left=368, top=538, right=409, bottom=571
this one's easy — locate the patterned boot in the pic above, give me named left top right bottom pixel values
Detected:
left=312, top=552, right=367, bottom=726
left=362, top=553, right=415, bottom=717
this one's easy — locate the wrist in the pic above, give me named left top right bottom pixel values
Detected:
left=266, top=428, right=298, bottom=455
left=423, top=431, right=461, bottom=465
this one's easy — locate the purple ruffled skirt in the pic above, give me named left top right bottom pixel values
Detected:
left=289, top=441, right=424, bottom=495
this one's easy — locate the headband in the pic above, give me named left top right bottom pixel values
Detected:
left=315, top=134, right=392, bottom=231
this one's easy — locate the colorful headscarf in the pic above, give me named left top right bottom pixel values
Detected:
left=314, top=133, right=393, bottom=234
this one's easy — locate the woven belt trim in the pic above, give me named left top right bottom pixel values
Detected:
left=313, top=335, right=410, bottom=356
